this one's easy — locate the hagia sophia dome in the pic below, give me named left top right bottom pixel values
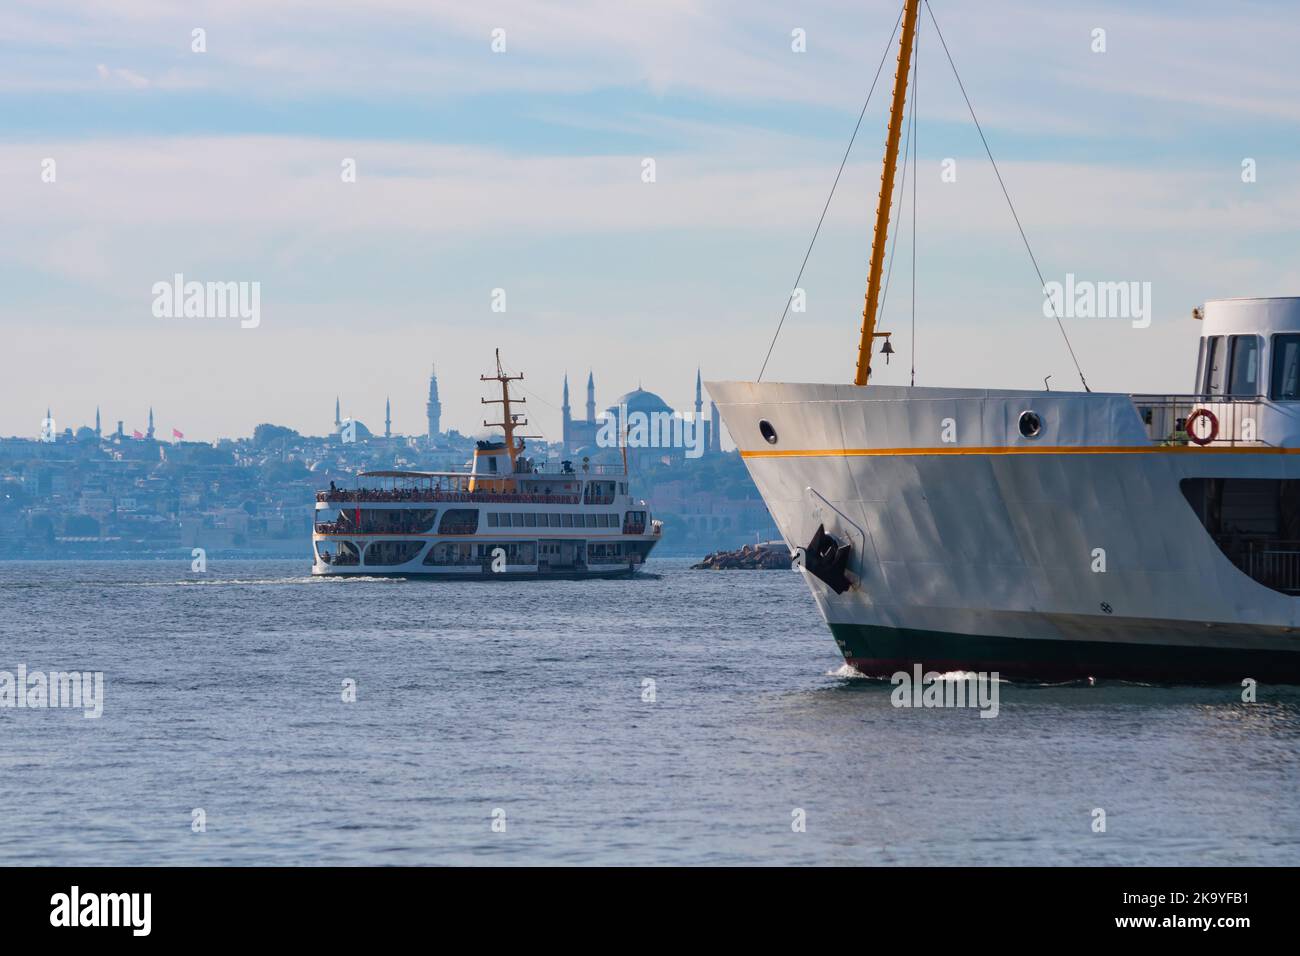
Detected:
left=607, top=388, right=674, bottom=418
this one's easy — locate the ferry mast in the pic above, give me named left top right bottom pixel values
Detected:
left=478, top=348, right=527, bottom=493
left=854, top=0, right=919, bottom=386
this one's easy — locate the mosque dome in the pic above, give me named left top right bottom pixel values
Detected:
left=607, top=388, right=673, bottom=418
left=336, top=418, right=372, bottom=439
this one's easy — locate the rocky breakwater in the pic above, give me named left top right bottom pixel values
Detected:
left=691, top=542, right=792, bottom=570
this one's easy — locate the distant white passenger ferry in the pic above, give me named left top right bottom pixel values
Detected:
left=312, top=353, right=661, bottom=579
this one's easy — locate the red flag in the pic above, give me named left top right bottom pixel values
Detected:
left=132, top=430, right=143, bottom=439
left=172, top=428, right=184, bottom=439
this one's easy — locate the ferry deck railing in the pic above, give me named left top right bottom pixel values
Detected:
left=1129, top=394, right=1276, bottom=447
left=1246, top=544, right=1300, bottom=595
left=1209, top=536, right=1300, bottom=595
left=317, top=488, right=581, bottom=505
left=518, top=461, right=625, bottom=476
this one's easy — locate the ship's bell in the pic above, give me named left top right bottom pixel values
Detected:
left=880, top=337, right=895, bottom=363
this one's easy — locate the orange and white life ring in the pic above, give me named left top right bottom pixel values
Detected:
left=1186, top=408, right=1218, bottom=446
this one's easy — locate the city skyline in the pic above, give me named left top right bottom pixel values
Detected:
left=22, top=358, right=729, bottom=447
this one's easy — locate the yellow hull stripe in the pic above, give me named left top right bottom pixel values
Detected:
left=740, top=444, right=1300, bottom=459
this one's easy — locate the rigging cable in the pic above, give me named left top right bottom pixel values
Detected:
left=496, top=358, right=557, bottom=444
left=924, top=0, right=1090, bottom=392
left=756, top=3, right=905, bottom=382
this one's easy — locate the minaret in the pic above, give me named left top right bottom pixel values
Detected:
left=710, top=400, right=721, bottom=453
left=561, top=373, right=572, bottom=450
left=146, top=407, right=155, bottom=440
left=426, top=365, right=442, bottom=439
left=695, top=368, right=706, bottom=451
left=95, top=406, right=101, bottom=439
left=385, top=396, right=392, bottom=438
left=585, top=370, right=596, bottom=424
left=334, top=396, right=341, bottom=430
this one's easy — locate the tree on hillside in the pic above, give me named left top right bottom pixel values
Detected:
left=252, top=423, right=300, bottom=447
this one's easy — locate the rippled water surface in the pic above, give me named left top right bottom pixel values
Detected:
left=1, top=558, right=1297, bottom=865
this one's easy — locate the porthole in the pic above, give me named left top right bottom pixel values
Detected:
left=1018, top=410, right=1043, bottom=439
left=759, top=419, right=778, bottom=445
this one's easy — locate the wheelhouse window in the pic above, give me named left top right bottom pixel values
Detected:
left=1227, top=335, right=1261, bottom=396
left=1203, top=335, right=1226, bottom=394
left=1271, top=334, right=1300, bottom=400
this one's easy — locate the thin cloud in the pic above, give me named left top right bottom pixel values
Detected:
left=95, top=64, right=150, bottom=89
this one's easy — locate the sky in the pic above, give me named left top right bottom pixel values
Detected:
left=3, top=0, right=1300, bottom=444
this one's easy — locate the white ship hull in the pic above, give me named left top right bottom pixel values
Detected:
left=709, top=379, right=1300, bottom=682
left=311, top=529, right=658, bottom=581
left=313, top=562, right=648, bottom=581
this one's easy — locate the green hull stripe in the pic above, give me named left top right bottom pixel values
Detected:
left=827, top=623, right=1300, bottom=682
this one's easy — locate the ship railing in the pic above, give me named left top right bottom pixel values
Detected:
left=513, top=461, right=625, bottom=476
left=319, top=552, right=360, bottom=566
left=1128, top=394, right=1276, bottom=447
left=587, top=551, right=636, bottom=565
left=583, top=494, right=615, bottom=505
left=317, top=489, right=580, bottom=505
left=315, top=521, right=436, bottom=535
left=1214, top=536, right=1300, bottom=595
